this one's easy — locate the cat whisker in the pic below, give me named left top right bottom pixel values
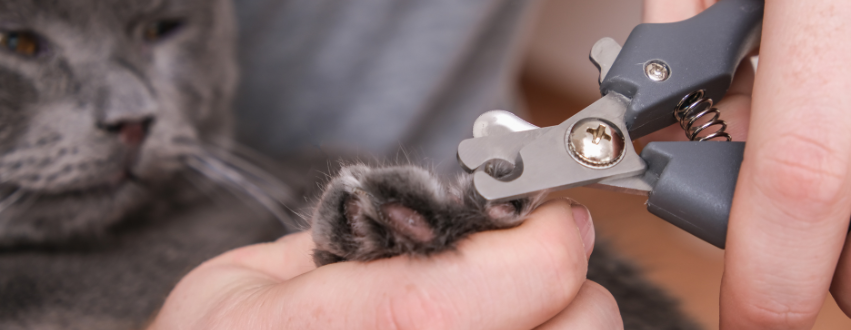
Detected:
left=181, top=169, right=235, bottom=206
left=0, top=189, right=25, bottom=216
left=206, top=145, right=293, bottom=196
left=184, top=148, right=306, bottom=232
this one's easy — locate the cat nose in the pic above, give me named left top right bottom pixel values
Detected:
left=98, top=117, right=155, bottom=146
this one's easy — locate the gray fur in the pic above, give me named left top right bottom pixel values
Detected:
left=0, top=0, right=238, bottom=245
left=0, top=196, right=283, bottom=330
left=0, top=0, right=288, bottom=328
left=311, top=164, right=539, bottom=265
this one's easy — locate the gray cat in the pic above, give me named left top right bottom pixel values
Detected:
left=0, top=0, right=288, bottom=329
left=0, top=0, right=239, bottom=245
left=0, top=0, right=699, bottom=329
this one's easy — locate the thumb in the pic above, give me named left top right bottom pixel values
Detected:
left=154, top=199, right=591, bottom=330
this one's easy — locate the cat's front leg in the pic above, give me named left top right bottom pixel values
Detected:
left=310, top=165, right=541, bottom=266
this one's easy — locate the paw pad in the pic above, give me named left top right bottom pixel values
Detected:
left=380, top=202, right=434, bottom=242
left=311, top=165, right=540, bottom=266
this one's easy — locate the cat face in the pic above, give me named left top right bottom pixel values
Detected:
left=0, top=0, right=238, bottom=245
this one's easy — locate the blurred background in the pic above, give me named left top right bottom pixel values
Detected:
left=521, top=0, right=851, bottom=329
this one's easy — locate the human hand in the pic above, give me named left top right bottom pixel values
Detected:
left=643, top=0, right=851, bottom=329
left=146, top=199, right=623, bottom=330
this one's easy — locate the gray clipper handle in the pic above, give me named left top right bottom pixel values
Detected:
left=641, top=142, right=744, bottom=248
left=601, top=0, right=763, bottom=139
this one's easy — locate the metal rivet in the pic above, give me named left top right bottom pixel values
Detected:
left=567, top=118, right=626, bottom=168
left=645, top=61, right=670, bottom=82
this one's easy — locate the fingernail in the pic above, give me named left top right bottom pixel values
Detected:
left=569, top=201, right=595, bottom=258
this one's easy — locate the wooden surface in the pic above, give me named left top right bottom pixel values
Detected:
left=519, top=73, right=851, bottom=329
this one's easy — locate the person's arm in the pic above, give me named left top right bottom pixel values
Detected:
left=644, top=1, right=851, bottom=329
left=146, top=200, right=622, bottom=329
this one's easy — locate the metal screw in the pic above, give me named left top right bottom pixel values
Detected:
left=567, top=118, right=626, bottom=168
left=586, top=125, right=612, bottom=144
left=645, top=61, right=670, bottom=82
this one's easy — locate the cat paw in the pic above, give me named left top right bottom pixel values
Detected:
left=310, top=164, right=540, bottom=266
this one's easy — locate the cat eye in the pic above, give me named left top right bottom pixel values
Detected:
left=0, top=31, right=42, bottom=57
left=142, top=19, right=185, bottom=43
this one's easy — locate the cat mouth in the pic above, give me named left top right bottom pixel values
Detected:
left=2, top=167, right=142, bottom=199
left=78, top=166, right=144, bottom=194
left=86, top=143, right=149, bottom=192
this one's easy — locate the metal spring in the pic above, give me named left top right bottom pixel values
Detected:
left=673, top=90, right=731, bottom=141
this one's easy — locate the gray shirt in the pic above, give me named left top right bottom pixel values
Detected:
left=233, top=0, right=538, bottom=172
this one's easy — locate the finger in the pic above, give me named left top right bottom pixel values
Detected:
left=148, top=232, right=318, bottom=330
left=534, top=281, right=624, bottom=330
left=830, top=233, right=851, bottom=317
left=249, top=199, right=590, bottom=330
left=643, top=0, right=716, bottom=24
left=208, top=231, right=317, bottom=282
left=722, top=1, right=851, bottom=329
left=570, top=198, right=596, bottom=259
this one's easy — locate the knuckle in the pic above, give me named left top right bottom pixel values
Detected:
left=738, top=300, right=819, bottom=329
left=728, top=265, right=828, bottom=329
left=378, top=282, right=456, bottom=330
left=754, top=132, right=851, bottom=218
